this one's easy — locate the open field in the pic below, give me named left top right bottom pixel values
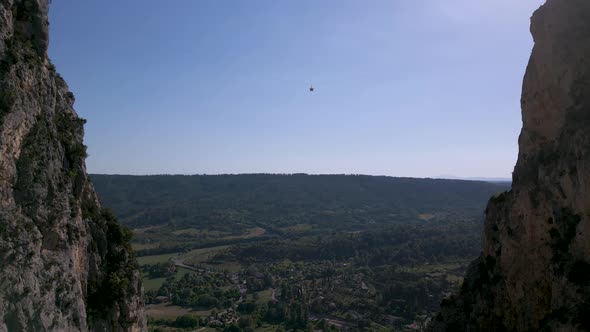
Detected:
left=145, top=304, right=192, bottom=318
left=131, top=242, right=160, bottom=251
left=143, top=277, right=166, bottom=291
left=280, top=223, right=313, bottom=233
left=399, top=261, right=467, bottom=274
left=145, top=303, right=211, bottom=319
left=220, top=227, right=266, bottom=240
left=138, top=252, right=180, bottom=265
left=179, top=245, right=243, bottom=272
left=180, top=245, right=231, bottom=264
left=171, top=226, right=266, bottom=240
left=136, top=244, right=233, bottom=268
left=255, top=289, right=273, bottom=304
left=171, top=228, right=225, bottom=236
left=174, top=267, right=193, bottom=278
left=418, top=213, right=436, bottom=221
left=132, top=226, right=159, bottom=234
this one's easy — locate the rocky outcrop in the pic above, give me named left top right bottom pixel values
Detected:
left=0, top=0, right=145, bottom=331
left=430, top=0, right=590, bottom=331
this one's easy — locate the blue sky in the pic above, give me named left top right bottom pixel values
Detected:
left=48, top=0, right=544, bottom=177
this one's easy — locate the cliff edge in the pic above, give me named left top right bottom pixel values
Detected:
left=0, top=0, right=145, bottom=331
left=430, top=0, right=590, bottom=330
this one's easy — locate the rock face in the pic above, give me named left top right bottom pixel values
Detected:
left=0, top=1, right=145, bottom=331
left=430, top=0, right=590, bottom=331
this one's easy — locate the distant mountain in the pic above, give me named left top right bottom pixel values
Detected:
left=90, top=174, right=509, bottom=230
left=434, top=175, right=512, bottom=183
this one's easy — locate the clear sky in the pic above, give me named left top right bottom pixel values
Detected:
left=48, top=0, right=544, bottom=178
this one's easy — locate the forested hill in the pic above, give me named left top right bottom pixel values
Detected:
left=90, top=174, right=508, bottom=230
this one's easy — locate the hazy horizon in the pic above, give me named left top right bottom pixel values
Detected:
left=88, top=172, right=511, bottom=182
left=48, top=0, right=543, bottom=178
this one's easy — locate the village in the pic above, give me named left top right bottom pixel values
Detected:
left=144, top=257, right=438, bottom=331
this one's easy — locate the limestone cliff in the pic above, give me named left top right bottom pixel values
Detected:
left=0, top=0, right=145, bottom=331
left=430, top=0, right=590, bottom=331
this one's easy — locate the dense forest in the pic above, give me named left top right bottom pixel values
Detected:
left=91, top=174, right=507, bottom=230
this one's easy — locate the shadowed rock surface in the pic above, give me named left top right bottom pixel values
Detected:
left=0, top=0, right=145, bottom=331
left=430, top=0, right=590, bottom=331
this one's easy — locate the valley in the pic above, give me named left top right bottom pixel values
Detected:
left=92, top=174, right=508, bottom=331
